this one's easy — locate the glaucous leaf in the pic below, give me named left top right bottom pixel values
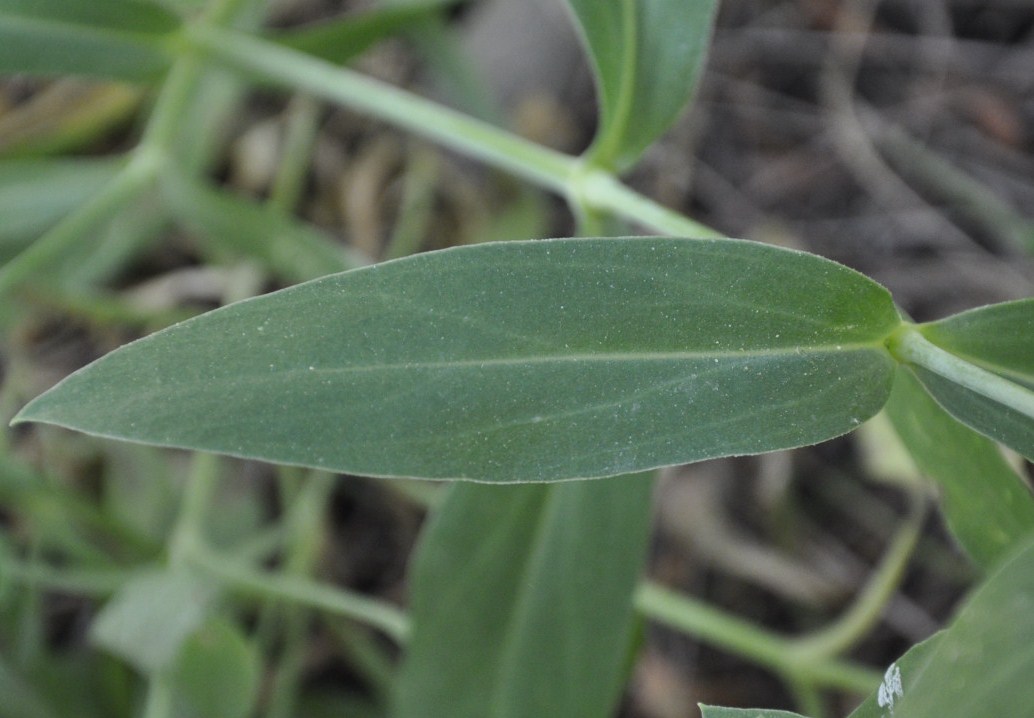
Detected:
left=563, top=0, right=719, bottom=171
left=393, top=475, right=654, bottom=717
left=921, top=298, right=1034, bottom=390
left=885, top=369, right=1034, bottom=569
left=850, top=535, right=1034, bottom=717
left=15, top=238, right=901, bottom=482
left=0, top=0, right=179, bottom=80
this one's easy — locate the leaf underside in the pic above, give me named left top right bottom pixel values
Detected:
left=15, top=237, right=901, bottom=482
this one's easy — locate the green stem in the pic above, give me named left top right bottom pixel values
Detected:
left=578, top=167, right=721, bottom=237
left=0, top=152, right=161, bottom=297
left=190, top=547, right=410, bottom=642
left=187, top=26, right=722, bottom=238
left=634, top=582, right=880, bottom=694
left=269, top=94, right=322, bottom=213
left=169, top=453, right=221, bottom=569
left=189, top=25, right=572, bottom=192
left=787, top=494, right=925, bottom=660
left=141, top=674, right=175, bottom=718
left=2, top=559, right=133, bottom=596
left=888, top=325, right=1034, bottom=420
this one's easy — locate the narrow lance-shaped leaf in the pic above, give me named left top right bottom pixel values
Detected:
left=394, top=475, right=654, bottom=718
left=0, top=0, right=180, bottom=80
left=15, top=238, right=901, bottom=483
left=885, top=368, right=1034, bottom=570
left=563, top=0, right=719, bottom=171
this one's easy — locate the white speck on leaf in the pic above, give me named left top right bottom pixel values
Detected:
left=877, top=662, right=904, bottom=715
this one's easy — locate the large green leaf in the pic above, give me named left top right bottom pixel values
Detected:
left=850, top=535, right=1034, bottom=717
left=563, top=0, right=719, bottom=171
left=14, top=238, right=901, bottom=482
left=885, top=369, right=1034, bottom=570
left=921, top=299, right=1034, bottom=391
left=0, top=0, right=179, bottom=80
left=393, top=475, right=654, bottom=717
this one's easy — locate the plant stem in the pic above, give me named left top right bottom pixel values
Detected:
left=169, top=453, right=221, bottom=569
left=189, top=25, right=572, bottom=191
left=0, top=152, right=161, bottom=297
left=186, top=26, right=722, bottom=238
left=635, top=582, right=881, bottom=694
left=141, top=674, right=175, bottom=718
left=2, top=559, right=132, bottom=596
left=888, top=325, right=1034, bottom=420
left=787, top=494, right=925, bottom=660
left=190, top=547, right=410, bottom=642
left=578, top=167, right=721, bottom=237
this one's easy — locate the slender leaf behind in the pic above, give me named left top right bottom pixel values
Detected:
left=394, top=475, right=654, bottom=717
left=16, top=238, right=901, bottom=482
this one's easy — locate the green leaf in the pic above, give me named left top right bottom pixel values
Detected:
left=921, top=299, right=1034, bottom=391
left=0, top=0, right=179, bottom=80
left=563, top=0, right=719, bottom=171
left=161, top=171, right=366, bottom=284
left=14, top=238, right=901, bottom=482
left=0, top=158, right=122, bottom=257
left=90, top=570, right=216, bottom=673
left=885, top=369, right=1034, bottom=569
left=170, top=618, right=260, bottom=718
left=700, top=707, right=810, bottom=718
left=273, top=1, right=461, bottom=66
left=393, top=475, right=654, bottom=717
left=850, top=535, right=1034, bottom=717
left=845, top=633, right=942, bottom=718
left=909, top=366, right=1034, bottom=461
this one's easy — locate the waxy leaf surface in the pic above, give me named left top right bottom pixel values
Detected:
left=0, top=0, right=179, bottom=80
left=394, top=476, right=653, bottom=717
left=886, top=369, right=1034, bottom=569
left=16, top=238, right=901, bottom=483
left=564, top=0, right=719, bottom=171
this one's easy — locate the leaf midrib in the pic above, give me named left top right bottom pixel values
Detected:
left=252, top=340, right=889, bottom=376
